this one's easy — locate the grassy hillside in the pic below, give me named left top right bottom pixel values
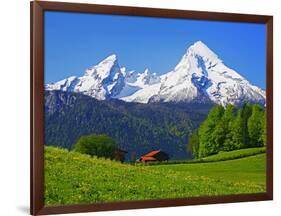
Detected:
left=152, top=153, right=265, bottom=184
left=45, top=147, right=266, bottom=206
left=201, top=147, right=266, bottom=162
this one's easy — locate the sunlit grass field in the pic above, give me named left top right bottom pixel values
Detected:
left=45, top=146, right=266, bottom=206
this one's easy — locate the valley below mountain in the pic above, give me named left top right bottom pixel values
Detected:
left=44, top=90, right=214, bottom=160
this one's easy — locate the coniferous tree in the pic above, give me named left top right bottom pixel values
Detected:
left=231, top=104, right=252, bottom=149
left=188, top=130, right=200, bottom=159
left=221, top=104, right=237, bottom=151
left=241, top=104, right=253, bottom=148
left=229, top=110, right=242, bottom=149
left=198, top=105, right=224, bottom=157
left=261, top=111, right=267, bottom=146
left=211, top=121, right=225, bottom=152
left=248, top=104, right=264, bottom=147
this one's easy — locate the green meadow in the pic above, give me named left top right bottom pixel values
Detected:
left=45, top=146, right=266, bottom=206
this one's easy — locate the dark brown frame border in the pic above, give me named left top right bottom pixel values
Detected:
left=31, top=1, right=273, bottom=215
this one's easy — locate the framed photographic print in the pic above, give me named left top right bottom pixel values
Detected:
left=31, top=1, right=273, bottom=215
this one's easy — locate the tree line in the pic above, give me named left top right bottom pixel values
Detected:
left=188, top=104, right=266, bottom=159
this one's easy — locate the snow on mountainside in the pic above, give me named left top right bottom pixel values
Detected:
left=46, top=41, right=266, bottom=106
left=115, top=68, right=161, bottom=99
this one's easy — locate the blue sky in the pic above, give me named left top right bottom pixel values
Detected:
left=44, top=11, right=266, bottom=89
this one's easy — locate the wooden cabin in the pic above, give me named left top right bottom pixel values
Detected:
left=138, top=150, right=169, bottom=162
left=114, top=148, right=128, bottom=163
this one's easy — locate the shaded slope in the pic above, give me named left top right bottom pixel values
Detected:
left=45, top=90, right=206, bottom=160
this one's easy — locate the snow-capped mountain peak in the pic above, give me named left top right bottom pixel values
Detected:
left=188, top=41, right=219, bottom=61
left=152, top=41, right=265, bottom=106
left=46, top=41, right=266, bottom=106
left=84, top=54, right=118, bottom=77
left=175, top=41, right=221, bottom=71
left=46, top=54, right=125, bottom=100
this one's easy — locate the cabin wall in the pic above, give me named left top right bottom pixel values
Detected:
left=154, top=152, right=169, bottom=161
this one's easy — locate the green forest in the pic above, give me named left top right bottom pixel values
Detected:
left=189, top=103, right=266, bottom=159
left=45, top=90, right=206, bottom=160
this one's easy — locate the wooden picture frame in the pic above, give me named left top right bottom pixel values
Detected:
left=31, top=1, right=273, bottom=215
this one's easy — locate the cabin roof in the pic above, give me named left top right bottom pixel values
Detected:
left=141, top=156, right=157, bottom=161
left=143, top=150, right=161, bottom=157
